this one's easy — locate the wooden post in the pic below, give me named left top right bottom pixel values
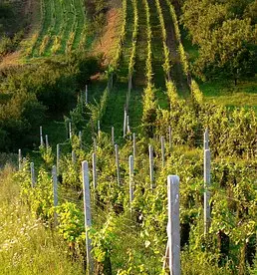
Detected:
left=204, top=128, right=209, bottom=150
left=168, top=175, right=180, bottom=275
left=129, top=155, right=134, bottom=207
left=168, top=126, right=172, bottom=149
left=127, top=115, right=130, bottom=134
left=56, top=144, right=60, bottom=175
left=115, top=144, right=120, bottom=186
left=30, top=162, right=35, bottom=187
left=72, top=150, right=76, bottom=165
left=204, top=148, right=211, bottom=235
left=111, top=126, right=115, bottom=145
left=18, top=149, right=22, bottom=171
left=133, top=133, right=136, bottom=160
left=85, top=85, right=88, bottom=105
left=92, top=153, right=97, bottom=189
left=98, top=120, right=101, bottom=138
left=52, top=165, right=58, bottom=226
left=82, top=161, right=93, bottom=274
left=40, top=126, right=44, bottom=147
left=161, top=136, right=165, bottom=168
left=123, top=109, right=127, bottom=138
left=69, top=122, right=72, bottom=140
left=79, top=131, right=82, bottom=149
left=149, top=145, right=154, bottom=188
left=45, top=135, right=49, bottom=151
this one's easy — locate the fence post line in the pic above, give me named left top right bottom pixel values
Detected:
left=69, top=122, right=72, bottom=140
left=161, top=136, right=165, bottom=168
left=115, top=144, right=120, bottom=186
left=123, top=109, right=127, bottom=138
left=82, top=161, right=93, bottom=274
left=133, top=133, right=136, bottom=160
left=52, top=165, right=58, bottom=226
left=127, top=115, right=130, bottom=134
left=149, top=145, right=154, bottom=189
left=168, top=175, right=180, bottom=275
left=30, top=162, right=35, bottom=187
left=111, top=126, right=115, bottom=145
left=85, top=85, right=88, bottom=105
left=40, top=126, right=44, bottom=147
left=92, top=153, right=97, bottom=189
left=79, top=131, right=82, bottom=149
left=56, top=144, right=60, bottom=175
left=204, top=148, right=211, bottom=235
left=129, top=155, right=134, bottom=207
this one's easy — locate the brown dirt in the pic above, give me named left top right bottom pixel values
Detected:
left=93, top=6, right=122, bottom=66
left=0, top=52, right=21, bottom=71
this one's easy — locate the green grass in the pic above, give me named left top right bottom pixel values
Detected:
left=0, top=166, right=84, bottom=275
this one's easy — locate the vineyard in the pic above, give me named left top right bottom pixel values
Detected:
left=1, top=0, right=257, bottom=274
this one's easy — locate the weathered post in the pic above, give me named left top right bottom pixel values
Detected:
left=204, top=148, right=211, bottom=235
left=93, top=138, right=97, bottom=153
left=82, top=161, right=93, bottom=274
left=69, top=122, right=72, bottom=140
left=18, top=149, right=22, bottom=171
left=92, top=153, right=97, bottom=189
left=111, top=126, right=115, bottom=145
left=123, top=109, right=127, bottom=138
left=204, top=128, right=209, bottom=150
left=98, top=120, right=101, bottom=138
left=127, top=115, right=131, bottom=134
left=129, top=155, right=134, bottom=207
left=161, top=136, right=165, bottom=168
left=149, top=145, right=154, bottom=189
left=79, top=131, right=82, bottom=149
left=56, top=144, right=60, bottom=175
left=168, top=175, right=180, bottom=275
left=30, top=162, right=35, bottom=187
left=85, top=85, right=88, bottom=105
left=52, top=165, right=58, bottom=226
left=168, top=126, right=172, bottom=150
left=40, top=126, right=44, bottom=147
left=133, top=133, right=136, bottom=160
left=72, top=150, right=76, bottom=165
left=115, top=144, right=120, bottom=186
left=45, top=135, right=49, bottom=151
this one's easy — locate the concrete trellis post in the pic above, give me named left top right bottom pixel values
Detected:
left=149, top=145, right=154, bottom=189
left=56, top=144, right=60, bottom=175
left=167, top=175, right=180, bottom=275
left=204, top=128, right=209, bottom=150
left=52, top=165, right=58, bottom=226
left=115, top=144, right=120, bottom=186
left=97, top=122, right=100, bottom=138
left=79, top=131, right=82, bottom=149
left=129, top=155, right=134, bottom=207
left=204, top=148, right=211, bottom=235
left=45, top=135, right=49, bottom=151
left=40, top=126, right=44, bottom=147
left=123, top=109, right=127, bottom=138
left=18, top=149, right=22, bottom=171
left=82, top=161, right=93, bottom=274
left=72, top=150, right=76, bottom=165
left=93, top=138, right=97, bottom=153
left=133, top=133, right=136, bottom=160
left=92, top=153, right=97, bottom=189
left=30, top=162, right=35, bottom=187
left=69, top=122, right=72, bottom=140
left=85, top=85, right=88, bottom=105
left=168, top=126, right=172, bottom=149
left=127, top=115, right=131, bottom=134
left=161, top=136, right=165, bottom=168
left=111, top=126, right=115, bottom=145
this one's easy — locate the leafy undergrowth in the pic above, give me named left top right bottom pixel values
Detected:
left=0, top=166, right=84, bottom=275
